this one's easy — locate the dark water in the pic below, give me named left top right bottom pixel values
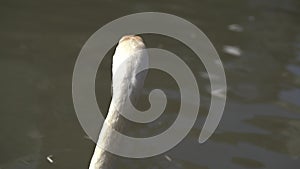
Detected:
left=1, top=0, right=300, bottom=168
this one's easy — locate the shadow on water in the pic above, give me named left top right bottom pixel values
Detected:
left=0, top=0, right=300, bottom=168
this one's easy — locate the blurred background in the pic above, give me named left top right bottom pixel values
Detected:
left=0, top=0, right=300, bottom=168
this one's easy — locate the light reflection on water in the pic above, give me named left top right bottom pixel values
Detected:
left=0, top=0, right=300, bottom=168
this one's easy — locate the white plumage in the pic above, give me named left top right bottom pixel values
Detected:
left=89, top=35, right=149, bottom=169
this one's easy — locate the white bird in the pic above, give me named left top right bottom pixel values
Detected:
left=89, top=35, right=149, bottom=169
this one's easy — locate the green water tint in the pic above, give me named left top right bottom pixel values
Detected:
left=0, top=0, right=300, bottom=168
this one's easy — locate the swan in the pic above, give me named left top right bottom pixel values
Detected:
left=89, top=35, right=149, bottom=169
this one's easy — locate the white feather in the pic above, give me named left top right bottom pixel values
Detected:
left=89, top=35, right=148, bottom=169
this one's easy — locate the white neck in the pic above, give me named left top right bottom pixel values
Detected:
left=89, top=36, right=148, bottom=169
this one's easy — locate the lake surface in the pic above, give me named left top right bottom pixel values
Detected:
left=1, top=0, right=300, bottom=168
